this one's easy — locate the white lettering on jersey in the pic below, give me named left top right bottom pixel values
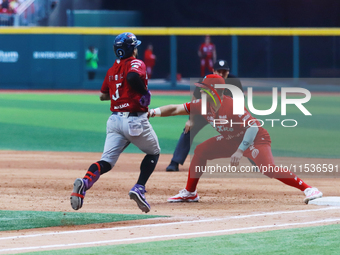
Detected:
left=112, top=83, right=122, bottom=101
left=215, top=125, right=234, bottom=132
left=114, top=103, right=130, bottom=109
left=216, top=135, right=224, bottom=141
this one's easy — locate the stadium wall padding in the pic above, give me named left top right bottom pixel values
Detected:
left=0, top=34, right=109, bottom=90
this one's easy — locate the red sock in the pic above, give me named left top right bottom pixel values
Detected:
left=275, top=171, right=310, bottom=191
left=185, top=155, right=205, bottom=192
left=185, top=169, right=201, bottom=192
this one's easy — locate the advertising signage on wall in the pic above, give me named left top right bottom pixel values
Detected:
left=33, top=51, right=78, bottom=60
left=0, top=50, right=19, bottom=63
left=0, top=34, right=85, bottom=88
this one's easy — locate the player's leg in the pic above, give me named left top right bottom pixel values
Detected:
left=125, top=114, right=161, bottom=213
left=186, top=136, right=236, bottom=191
left=200, top=59, right=206, bottom=77
left=207, top=58, right=214, bottom=73
left=70, top=114, right=130, bottom=210
left=126, top=115, right=160, bottom=185
left=88, top=71, right=95, bottom=80
left=168, top=136, right=237, bottom=202
left=167, top=114, right=208, bottom=171
left=146, top=66, right=152, bottom=78
left=203, top=58, right=212, bottom=75
left=244, top=143, right=322, bottom=203
left=70, top=160, right=112, bottom=210
left=166, top=129, right=190, bottom=171
left=245, top=144, right=309, bottom=190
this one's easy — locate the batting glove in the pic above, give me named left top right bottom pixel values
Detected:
left=139, top=90, right=151, bottom=107
left=148, top=109, right=156, bottom=118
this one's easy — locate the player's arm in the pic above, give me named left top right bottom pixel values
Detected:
left=100, top=71, right=111, bottom=101
left=149, top=104, right=189, bottom=117
left=85, top=51, right=93, bottom=61
left=184, top=94, right=198, bottom=133
left=184, top=119, right=192, bottom=134
left=230, top=122, right=259, bottom=166
left=126, top=71, right=148, bottom=95
left=100, top=92, right=110, bottom=101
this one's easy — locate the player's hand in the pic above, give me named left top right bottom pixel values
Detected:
left=140, top=90, right=151, bottom=107
left=184, top=119, right=191, bottom=133
left=230, top=149, right=244, bottom=166
left=148, top=109, right=156, bottom=118
left=99, top=92, right=110, bottom=101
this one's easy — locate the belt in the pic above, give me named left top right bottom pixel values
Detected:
left=111, top=112, right=139, bottom=117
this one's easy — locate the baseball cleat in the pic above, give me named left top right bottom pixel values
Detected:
left=167, top=189, right=200, bottom=202
left=70, top=178, right=86, bottom=210
left=304, top=187, right=323, bottom=204
left=129, top=184, right=150, bottom=213
left=166, top=163, right=179, bottom=172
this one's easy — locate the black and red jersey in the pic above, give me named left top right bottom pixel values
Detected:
left=101, top=57, right=148, bottom=112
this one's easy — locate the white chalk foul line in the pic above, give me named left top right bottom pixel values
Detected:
left=1, top=218, right=339, bottom=253
left=0, top=206, right=338, bottom=241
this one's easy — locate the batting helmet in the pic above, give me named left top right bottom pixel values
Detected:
left=114, top=32, right=141, bottom=59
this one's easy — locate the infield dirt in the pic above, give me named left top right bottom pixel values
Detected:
left=0, top=151, right=339, bottom=253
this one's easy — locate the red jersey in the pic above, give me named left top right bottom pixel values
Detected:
left=199, top=43, right=215, bottom=59
left=101, top=57, right=148, bottom=113
left=183, top=96, right=271, bottom=144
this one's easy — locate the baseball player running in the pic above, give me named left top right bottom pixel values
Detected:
left=70, top=32, right=160, bottom=213
left=149, top=74, right=322, bottom=204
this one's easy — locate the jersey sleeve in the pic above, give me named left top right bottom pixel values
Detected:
left=188, top=99, right=202, bottom=114
left=128, top=59, right=146, bottom=76
left=100, top=70, right=110, bottom=94
left=183, top=102, right=190, bottom=113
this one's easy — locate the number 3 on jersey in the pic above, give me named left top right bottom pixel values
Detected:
left=112, top=83, right=121, bottom=101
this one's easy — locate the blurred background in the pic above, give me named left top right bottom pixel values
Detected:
left=1, top=0, right=340, bottom=90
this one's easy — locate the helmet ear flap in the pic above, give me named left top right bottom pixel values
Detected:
left=116, top=49, right=125, bottom=58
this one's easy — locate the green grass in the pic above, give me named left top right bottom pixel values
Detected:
left=0, top=93, right=338, bottom=157
left=0, top=93, right=188, bottom=153
left=21, top=223, right=340, bottom=255
left=0, top=210, right=164, bottom=231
